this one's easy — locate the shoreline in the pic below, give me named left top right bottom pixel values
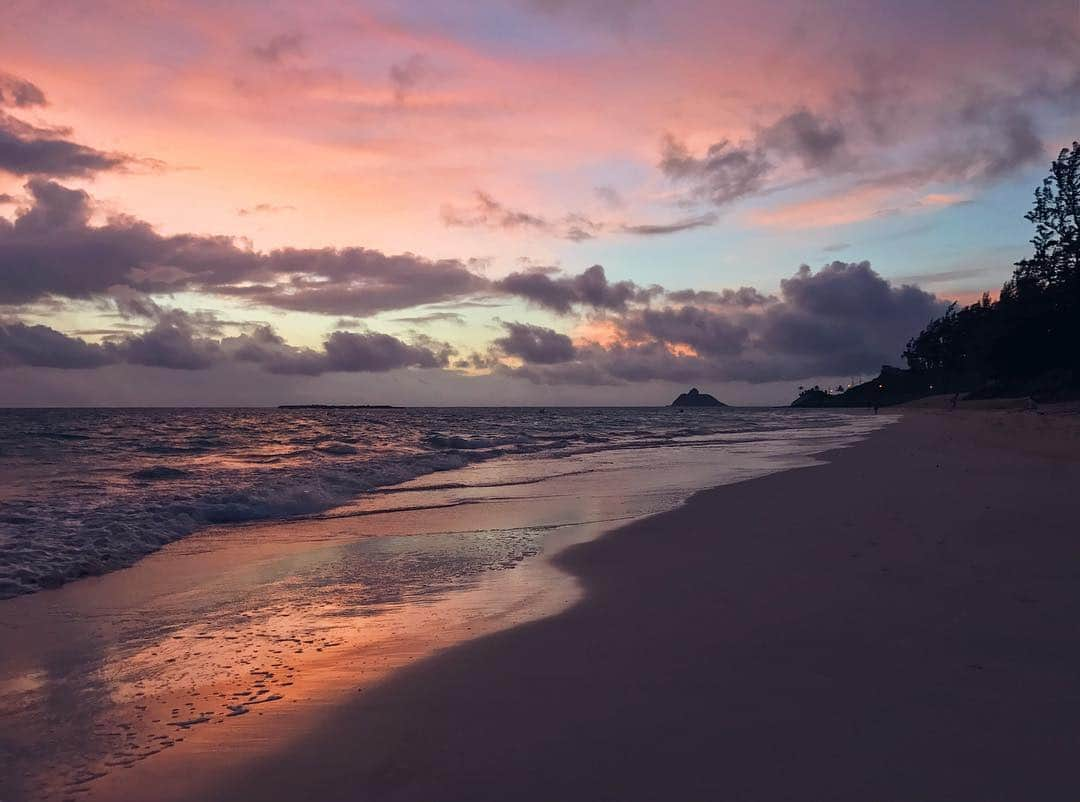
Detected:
left=2, top=411, right=884, bottom=801
left=0, top=405, right=840, bottom=602
left=96, top=405, right=1080, bottom=801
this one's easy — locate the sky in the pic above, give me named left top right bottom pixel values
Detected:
left=1, top=0, right=1077, bottom=406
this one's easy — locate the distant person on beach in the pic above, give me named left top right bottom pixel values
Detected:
left=951, top=393, right=960, bottom=410
left=873, top=402, right=879, bottom=414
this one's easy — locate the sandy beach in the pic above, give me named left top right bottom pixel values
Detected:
left=67, top=404, right=1079, bottom=802
left=3, top=409, right=884, bottom=801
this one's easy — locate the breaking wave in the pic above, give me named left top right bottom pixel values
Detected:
left=0, top=405, right=866, bottom=599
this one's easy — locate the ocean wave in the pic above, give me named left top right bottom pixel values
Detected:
left=0, top=406, right=877, bottom=600
left=375, top=467, right=599, bottom=495
left=424, top=433, right=534, bottom=450
left=129, top=466, right=189, bottom=481
left=317, top=442, right=360, bottom=455
left=0, top=450, right=474, bottom=599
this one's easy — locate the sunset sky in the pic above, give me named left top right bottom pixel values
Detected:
left=1, top=0, right=1077, bottom=405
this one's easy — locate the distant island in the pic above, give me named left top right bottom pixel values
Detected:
left=671, top=388, right=726, bottom=407
left=278, top=404, right=397, bottom=409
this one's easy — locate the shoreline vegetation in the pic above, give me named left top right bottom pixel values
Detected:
left=794, top=142, right=1080, bottom=409
left=105, top=403, right=1080, bottom=802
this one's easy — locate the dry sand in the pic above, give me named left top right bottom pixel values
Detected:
left=106, top=406, right=1080, bottom=801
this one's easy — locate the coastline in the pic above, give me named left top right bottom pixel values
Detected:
left=99, top=405, right=1080, bottom=801
left=1, top=410, right=883, bottom=801
left=0, top=406, right=861, bottom=601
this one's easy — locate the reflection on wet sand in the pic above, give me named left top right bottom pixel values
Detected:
left=0, top=419, right=889, bottom=802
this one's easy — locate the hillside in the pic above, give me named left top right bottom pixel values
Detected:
left=791, top=366, right=938, bottom=408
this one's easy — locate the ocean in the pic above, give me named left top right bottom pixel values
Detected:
left=0, top=406, right=886, bottom=600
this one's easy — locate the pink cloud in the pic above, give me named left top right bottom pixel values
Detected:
left=0, top=0, right=1073, bottom=266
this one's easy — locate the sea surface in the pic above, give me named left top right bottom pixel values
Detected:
left=0, top=406, right=882, bottom=599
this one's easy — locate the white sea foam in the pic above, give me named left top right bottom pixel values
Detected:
left=0, top=406, right=879, bottom=599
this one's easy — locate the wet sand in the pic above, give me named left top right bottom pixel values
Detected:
left=124, top=405, right=1080, bottom=801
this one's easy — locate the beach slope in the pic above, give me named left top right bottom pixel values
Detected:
left=159, top=408, right=1080, bottom=801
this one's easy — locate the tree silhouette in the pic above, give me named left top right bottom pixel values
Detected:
left=903, top=141, right=1080, bottom=398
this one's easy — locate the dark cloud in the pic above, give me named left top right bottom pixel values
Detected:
left=0, top=113, right=130, bottom=177
left=389, top=54, right=430, bottom=103
left=0, top=179, right=488, bottom=313
left=659, top=135, right=771, bottom=206
left=252, top=33, right=305, bottom=64
left=0, top=180, right=229, bottom=302
left=0, top=314, right=451, bottom=377
left=323, top=330, right=448, bottom=371
left=0, top=320, right=115, bottom=368
left=573, top=264, right=647, bottom=309
left=624, top=306, right=748, bottom=356
left=894, top=266, right=995, bottom=286
left=5, top=182, right=687, bottom=319
left=657, top=60, right=1074, bottom=211
left=756, top=261, right=940, bottom=370
left=426, top=300, right=507, bottom=310
left=562, top=213, right=603, bottom=242
left=1, top=299, right=223, bottom=371
left=443, top=191, right=715, bottom=241
left=597, top=340, right=712, bottom=384
left=871, top=107, right=1047, bottom=190
left=658, top=111, right=843, bottom=209
left=442, top=192, right=551, bottom=232
left=109, top=285, right=166, bottom=320
left=0, top=73, right=46, bottom=108
left=221, top=325, right=322, bottom=375
left=501, top=261, right=943, bottom=385
left=822, top=242, right=850, bottom=252
left=214, top=252, right=486, bottom=315
left=500, top=355, right=619, bottom=386
left=904, top=69, right=1077, bottom=184
left=965, top=110, right=1043, bottom=180
left=3, top=258, right=944, bottom=389
left=760, top=109, right=847, bottom=170
left=453, top=350, right=499, bottom=371
left=69, top=327, right=141, bottom=336
left=563, top=225, right=595, bottom=242
left=664, top=287, right=773, bottom=307
left=493, top=270, right=576, bottom=313
left=494, top=322, right=576, bottom=364
left=119, top=319, right=220, bottom=370
left=871, top=64, right=1076, bottom=184
left=0, top=193, right=15, bottom=204
left=620, top=212, right=717, bottom=236
left=226, top=327, right=450, bottom=375
left=391, top=311, right=466, bottom=325
left=503, top=340, right=707, bottom=387
left=494, top=264, right=647, bottom=314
